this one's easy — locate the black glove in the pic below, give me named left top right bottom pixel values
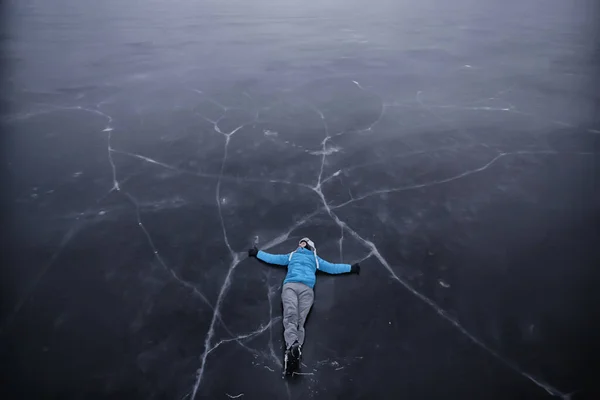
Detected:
left=350, top=263, right=360, bottom=275
left=248, top=246, right=258, bottom=258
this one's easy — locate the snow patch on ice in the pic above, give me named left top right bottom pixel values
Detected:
left=438, top=279, right=450, bottom=288
left=310, top=146, right=340, bottom=156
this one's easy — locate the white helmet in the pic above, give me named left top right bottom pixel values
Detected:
left=293, top=237, right=320, bottom=270
left=299, top=237, right=316, bottom=250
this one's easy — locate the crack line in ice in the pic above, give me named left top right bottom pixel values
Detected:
left=351, top=80, right=364, bottom=90
left=124, top=193, right=216, bottom=309
left=192, top=89, right=231, bottom=112
left=68, top=105, right=114, bottom=123
left=111, top=149, right=311, bottom=188
left=2, top=104, right=124, bottom=333
left=322, top=204, right=566, bottom=397
left=243, top=90, right=262, bottom=122
left=239, top=176, right=314, bottom=189
left=359, top=101, right=385, bottom=134
left=214, top=130, right=250, bottom=252
left=418, top=86, right=517, bottom=110
left=0, top=221, right=83, bottom=334
left=332, top=151, right=596, bottom=209
left=110, top=149, right=211, bottom=177
left=349, top=79, right=385, bottom=134
left=415, top=89, right=592, bottom=134
left=260, top=209, right=323, bottom=252
left=225, top=393, right=244, bottom=399
left=70, top=105, right=121, bottom=193
left=191, top=92, right=261, bottom=399
left=428, top=104, right=515, bottom=112
left=189, top=114, right=250, bottom=400
left=311, top=106, right=331, bottom=190
left=320, top=145, right=474, bottom=185
left=118, top=181, right=273, bottom=363
left=190, top=253, right=242, bottom=400
left=416, top=91, right=474, bottom=145
left=217, top=136, right=235, bottom=254
left=315, top=137, right=330, bottom=188
left=103, top=130, right=264, bottom=355
left=339, top=225, right=344, bottom=262
left=206, top=316, right=282, bottom=357
left=321, top=169, right=342, bottom=186
left=197, top=114, right=227, bottom=135
left=309, top=108, right=566, bottom=397
left=107, top=131, right=120, bottom=191
left=193, top=90, right=251, bottom=137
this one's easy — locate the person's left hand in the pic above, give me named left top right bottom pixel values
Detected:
left=351, top=263, right=360, bottom=275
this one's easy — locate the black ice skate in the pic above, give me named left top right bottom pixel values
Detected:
left=283, top=341, right=301, bottom=377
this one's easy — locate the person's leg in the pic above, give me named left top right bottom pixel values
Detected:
left=281, top=283, right=299, bottom=349
left=296, top=284, right=315, bottom=347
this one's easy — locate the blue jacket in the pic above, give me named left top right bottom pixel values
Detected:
left=257, top=247, right=351, bottom=289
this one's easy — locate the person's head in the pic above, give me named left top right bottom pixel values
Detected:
left=299, top=237, right=315, bottom=251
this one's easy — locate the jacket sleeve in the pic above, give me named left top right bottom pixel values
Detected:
left=316, top=256, right=351, bottom=274
left=257, top=250, right=290, bottom=266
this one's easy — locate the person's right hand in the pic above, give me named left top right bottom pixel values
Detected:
left=248, top=246, right=258, bottom=258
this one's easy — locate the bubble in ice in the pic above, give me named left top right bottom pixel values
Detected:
left=438, top=279, right=450, bottom=288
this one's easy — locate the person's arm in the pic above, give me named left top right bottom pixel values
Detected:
left=316, top=256, right=359, bottom=275
left=248, top=246, right=290, bottom=266
left=257, top=250, right=290, bottom=266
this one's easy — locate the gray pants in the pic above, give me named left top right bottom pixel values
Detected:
left=281, top=282, right=314, bottom=348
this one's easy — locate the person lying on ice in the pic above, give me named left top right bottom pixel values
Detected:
left=248, top=237, right=360, bottom=372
